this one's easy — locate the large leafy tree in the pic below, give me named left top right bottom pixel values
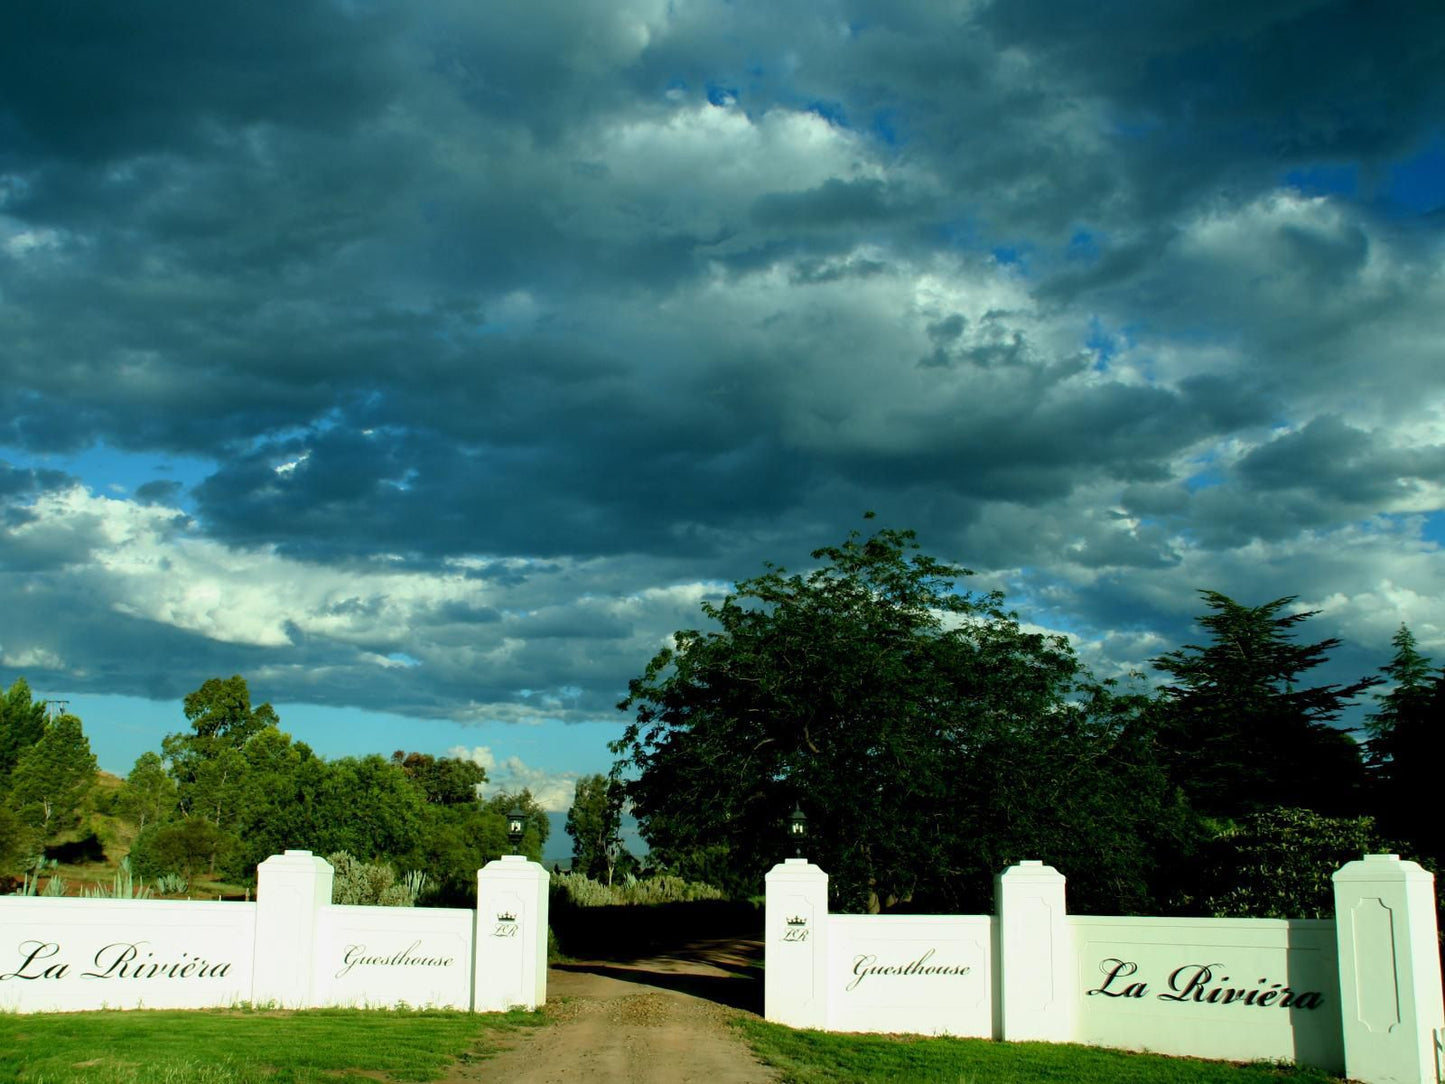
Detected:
left=161, top=675, right=284, bottom=875
left=164, top=677, right=282, bottom=812
left=613, top=520, right=1183, bottom=913
left=1150, top=591, right=1379, bottom=819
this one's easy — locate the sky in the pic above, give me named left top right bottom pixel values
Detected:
left=2, top=1, right=1443, bottom=818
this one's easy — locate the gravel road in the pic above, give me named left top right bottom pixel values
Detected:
left=445, top=939, right=779, bottom=1084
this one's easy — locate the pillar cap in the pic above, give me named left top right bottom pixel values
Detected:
left=1333, top=853, right=1434, bottom=883
left=997, top=860, right=1065, bottom=881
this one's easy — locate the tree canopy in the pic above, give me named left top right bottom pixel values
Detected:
left=612, top=520, right=1185, bottom=913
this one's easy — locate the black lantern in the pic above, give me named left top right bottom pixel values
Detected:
left=506, top=807, right=526, bottom=853
left=788, top=806, right=807, bottom=858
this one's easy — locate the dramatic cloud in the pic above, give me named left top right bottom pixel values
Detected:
left=2, top=0, right=1442, bottom=771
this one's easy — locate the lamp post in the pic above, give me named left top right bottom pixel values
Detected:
left=788, top=806, right=807, bottom=859
left=506, top=807, right=526, bottom=855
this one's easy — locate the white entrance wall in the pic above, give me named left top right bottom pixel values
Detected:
left=764, top=854, right=1445, bottom=1084
left=1073, top=915, right=1342, bottom=1069
left=0, top=849, right=549, bottom=1014
left=0, top=897, right=256, bottom=1013
left=827, top=914, right=991, bottom=1036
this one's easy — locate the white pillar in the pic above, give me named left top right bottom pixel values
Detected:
left=764, top=858, right=829, bottom=1028
left=1333, top=853, right=1445, bottom=1084
left=474, top=856, right=549, bottom=1011
left=252, top=850, right=333, bottom=1007
left=995, top=860, right=1073, bottom=1042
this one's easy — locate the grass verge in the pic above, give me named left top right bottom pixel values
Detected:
left=736, top=1018, right=1346, bottom=1084
left=0, top=1005, right=543, bottom=1083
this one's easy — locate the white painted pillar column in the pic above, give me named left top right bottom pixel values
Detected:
left=764, top=858, right=830, bottom=1028
left=474, top=856, right=549, bottom=1011
left=995, top=860, right=1073, bottom=1042
left=1332, top=853, right=1445, bottom=1084
left=252, top=850, right=334, bottom=1007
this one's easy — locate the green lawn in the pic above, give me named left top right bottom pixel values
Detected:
left=0, top=1006, right=542, bottom=1083
left=2, top=1005, right=1352, bottom=1084
left=736, top=1019, right=1346, bottom=1084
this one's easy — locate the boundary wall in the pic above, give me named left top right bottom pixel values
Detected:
left=766, top=854, right=1444, bottom=1084
left=0, top=849, right=548, bottom=1014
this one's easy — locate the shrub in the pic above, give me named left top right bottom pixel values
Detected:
left=550, top=870, right=725, bottom=907
left=127, top=818, right=234, bottom=881
left=1185, top=806, right=1403, bottom=919
left=327, top=851, right=426, bottom=906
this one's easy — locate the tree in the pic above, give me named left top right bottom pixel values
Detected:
left=0, top=677, right=48, bottom=783
left=613, top=520, right=1184, bottom=913
left=390, top=750, right=488, bottom=805
left=6, top=713, right=97, bottom=834
left=117, top=751, right=178, bottom=831
left=0, top=804, right=32, bottom=876
left=162, top=675, right=284, bottom=876
left=304, top=754, right=431, bottom=864
left=1150, top=591, right=1379, bottom=820
left=1364, top=626, right=1444, bottom=862
left=484, top=788, right=549, bottom=862
left=566, top=773, right=625, bottom=883
left=182, top=675, right=280, bottom=743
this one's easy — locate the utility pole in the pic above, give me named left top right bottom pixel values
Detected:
left=41, top=699, right=69, bottom=720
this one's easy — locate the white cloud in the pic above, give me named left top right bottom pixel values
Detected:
left=0, top=646, right=66, bottom=670
left=449, top=744, right=578, bottom=812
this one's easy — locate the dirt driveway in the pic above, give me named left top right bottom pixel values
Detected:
left=447, top=939, right=779, bottom=1083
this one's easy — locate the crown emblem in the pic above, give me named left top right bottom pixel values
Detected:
left=497, top=911, right=517, bottom=923
left=786, top=916, right=808, bottom=927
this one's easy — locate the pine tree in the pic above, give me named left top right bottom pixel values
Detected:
left=1364, top=625, right=1443, bottom=861
left=1151, top=591, right=1379, bottom=819
left=0, top=677, right=49, bottom=784
left=6, top=713, right=97, bottom=833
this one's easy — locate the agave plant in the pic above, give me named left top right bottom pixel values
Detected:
left=14, top=857, right=63, bottom=897
left=154, top=872, right=189, bottom=895
left=82, top=857, right=153, bottom=899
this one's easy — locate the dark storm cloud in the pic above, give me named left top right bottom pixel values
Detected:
left=0, top=1, right=406, bottom=163
left=752, top=178, right=899, bottom=229
left=1, top=0, right=1441, bottom=721
left=189, top=416, right=819, bottom=561
left=0, top=461, right=74, bottom=499
left=133, top=479, right=184, bottom=505
left=1239, top=417, right=1445, bottom=506
left=976, top=0, right=1445, bottom=224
